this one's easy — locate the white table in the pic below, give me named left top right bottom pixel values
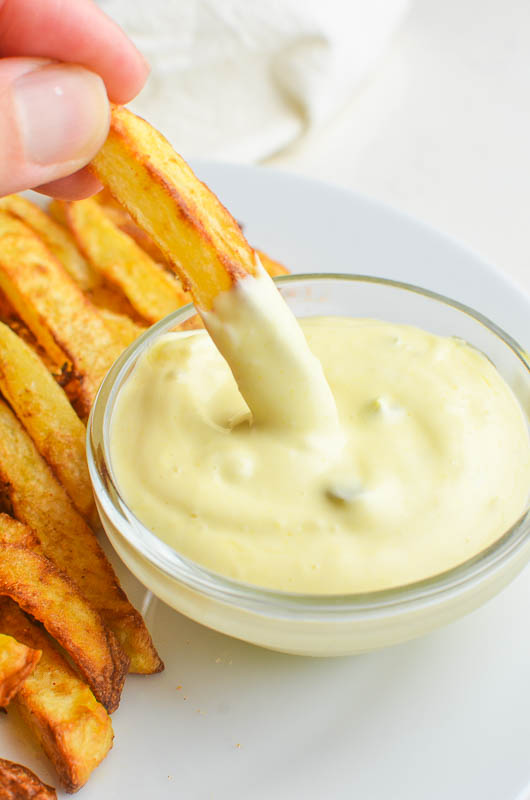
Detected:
left=267, top=0, right=530, bottom=297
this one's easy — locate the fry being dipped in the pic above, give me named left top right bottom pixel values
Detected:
left=91, top=105, right=530, bottom=617
left=90, top=105, right=339, bottom=433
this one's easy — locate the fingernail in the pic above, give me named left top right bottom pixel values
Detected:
left=13, top=64, right=110, bottom=166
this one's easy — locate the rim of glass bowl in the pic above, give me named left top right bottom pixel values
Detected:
left=87, top=274, right=530, bottom=621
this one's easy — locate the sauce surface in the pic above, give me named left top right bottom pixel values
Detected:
left=110, top=279, right=530, bottom=593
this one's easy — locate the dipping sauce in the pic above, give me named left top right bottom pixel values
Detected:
left=110, top=269, right=530, bottom=593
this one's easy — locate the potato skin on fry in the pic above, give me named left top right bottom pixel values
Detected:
left=0, top=598, right=113, bottom=793
left=0, top=212, right=123, bottom=416
left=0, top=401, right=163, bottom=675
left=0, top=322, right=93, bottom=520
left=0, top=633, right=40, bottom=708
left=0, top=515, right=128, bottom=712
left=0, top=757, right=56, bottom=799
left=90, top=105, right=256, bottom=309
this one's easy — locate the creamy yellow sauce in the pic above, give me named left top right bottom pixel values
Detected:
left=110, top=270, right=530, bottom=593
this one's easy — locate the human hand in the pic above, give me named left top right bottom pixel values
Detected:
left=0, top=0, right=149, bottom=200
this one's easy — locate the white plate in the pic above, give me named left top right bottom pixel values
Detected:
left=3, top=165, right=530, bottom=800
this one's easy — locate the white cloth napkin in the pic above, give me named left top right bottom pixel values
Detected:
left=98, top=0, right=409, bottom=161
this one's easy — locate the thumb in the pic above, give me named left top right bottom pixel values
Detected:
left=0, top=58, right=109, bottom=196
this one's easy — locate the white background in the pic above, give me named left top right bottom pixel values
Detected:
left=268, top=0, right=530, bottom=297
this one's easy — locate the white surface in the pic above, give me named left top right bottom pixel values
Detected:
left=267, top=0, right=530, bottom=298
left=3, top=164, right=529, bottom=799
left=98, top=0, right=409, bottom=161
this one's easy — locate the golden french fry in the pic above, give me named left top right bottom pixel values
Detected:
left=0, top=322, right=93, bottom=519
left=90, top=105, right=257, bottom=309
left=0, top=757, right=56, bottom=799
left=0, top=290, right=72, bottom=391
left=95, top=189, right=291, bottom=283
left=95, top=189, right=172, bottom=264
left=98, top=307, right=146, bottom=348
left=0, top=598, right=113, bottom=793
left=0, top=633, right=40, bottom=707
left=0, top=400, right=163, bottom=675
left=47, top=198, right=67, bottom=227
left=0, top=211, right=124, bottom=416
left=65, top=197, right=189, bottom=323
left=0, top=514, right=128, bottom=712
left=0, top=194, right=98, bottom=290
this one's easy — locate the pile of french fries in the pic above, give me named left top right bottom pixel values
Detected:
left=0, top=105, right=288, bottom=794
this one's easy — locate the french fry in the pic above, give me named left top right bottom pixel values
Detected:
left=95, top=189, right=172, bottom=264
left=0, top=598, right=113, bottom=793
left=0, top=290, right=73, bottom=392
left=65, top=197, right=189, bottom=323
left=0, top=633, right=40, bottom=707
left=0, top=400, right=163, bottom=675
left=0, top=194, right=98, bottom=291
left=0, top=757, right=56, bottom=799
left=98, top=308, right=146, bottom=348
left=90, top=105, right=257, bottom=309
left=94, top=190, right=291, bottom=281
left=47, top=198, right=67, bottom=227
left=0, top=514, right=128, bottom=712
left=0, top=322, right=93, bottom=520
left=0, top=212, right=123, bottom=416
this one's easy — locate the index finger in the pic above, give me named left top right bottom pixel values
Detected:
left=0, top=0, right=149, bottom=103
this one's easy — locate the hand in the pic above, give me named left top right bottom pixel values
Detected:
left=0, top=0, right=149, bottom=199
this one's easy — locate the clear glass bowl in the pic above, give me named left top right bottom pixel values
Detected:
left=87, top=275, right=530, bottom=656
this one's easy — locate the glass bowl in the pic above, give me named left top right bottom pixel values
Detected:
left=87, top=275, right=530, bottom=657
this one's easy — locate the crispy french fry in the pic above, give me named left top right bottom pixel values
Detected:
left=97, top=308, right=146, bottom=347
left=0, top=598, right=113, bottom=793
left=0, top=400, right=163, bottom=675
left=87, top=282, right=145, bottom=324
left=90, top=105, right=257, bottom=309
left=0, top=757, right=56, bottom=799
left=0, top=514, right=128, bottom=712
left=0, top=194, right=98, bottom=290
left=0, top=633, right=40, bottom=707
left=47, top=198, right=67, bottom=227
left=0, top=322, right=93, bottom=519
left=65, top=198, right=189, bottom=323
left=0, top=291, right=72, bottom=390
left=0, top=212, right=124, bottom=416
